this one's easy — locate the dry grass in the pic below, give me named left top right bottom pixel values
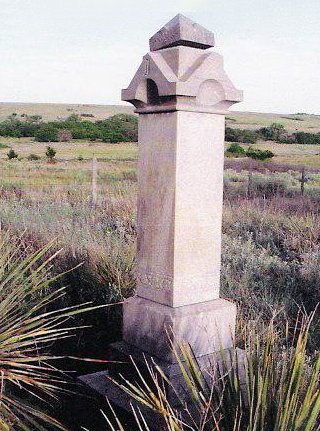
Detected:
left=0, top=102, right=134, bottom=122
left=227, top=111, right=320, bottom=133
left=0, top=138, right=319, bottom=356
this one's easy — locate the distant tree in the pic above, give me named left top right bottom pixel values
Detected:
left=35, top=126, right=58, bottom=142
left=45, top=146, right=56, bottom=163
left=7, top=149, right=18, bottom=160
left=259, top=123, right=286, bottom=141
left=225, top=127, right=259, bottom=144
left=294, top=132, right=320, bottom=145
left=57, top=129, right=72, bottom=142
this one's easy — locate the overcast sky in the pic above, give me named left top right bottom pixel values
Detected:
left=1, top=0, right=319, bottom=114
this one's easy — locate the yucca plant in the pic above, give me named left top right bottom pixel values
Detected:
left=0, top=231, right=107, bottom=431
left=103, top=313, right=320, bottom=431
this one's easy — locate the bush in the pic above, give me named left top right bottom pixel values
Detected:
left=27, top=153, right=41, bottom=161
left=7, top=148, right=18, bottom=159
left=225, top=127, right=259, bottom=144
left=57, top=129, right=72, bottom=142
left=0, top=113, right=42, bottom=137
left=98, top=114, right=138, bottom=143
left=294, top=132, right=320, bottom=145
left=227, top=142, right=246, bottom=155
left=0, top=112, right=138, bottom=142
left=246, top=147, right=274, bottom=161
left=35, top=126, right=58, bottom=142
left=259, top=123, right=287, bottom=141
left=45, top=145, right=56, bottom=162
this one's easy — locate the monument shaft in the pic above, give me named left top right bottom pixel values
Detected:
left=137, top=111, right=225, bottom=307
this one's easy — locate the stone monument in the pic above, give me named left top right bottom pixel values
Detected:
left=80, top=13, right=243, bottom=418
left=122, top=13, right=242, bottom=363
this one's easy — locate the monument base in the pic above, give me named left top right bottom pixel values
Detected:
left=123, top=296, right=237, bottom=362
left=79, top=298, right=239, bottom=427
left=79, top=341, right=244, bottom=430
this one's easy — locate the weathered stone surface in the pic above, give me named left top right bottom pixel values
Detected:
left=121, top=46, right=242, bottom=113
left=149, top=14, right=215, bottom=51
left=136, top=110, right=224, bottom=307
left=123, top=297, right=237, bottom=362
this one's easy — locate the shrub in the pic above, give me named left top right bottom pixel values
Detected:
left=279, top=133, right=296, bottom=144
left=227, top=142, right=246, bottom=155
left=294, top=132, right=320, bottom=145
left=35, top=125, right=58, bottom=142
left=0, top=113, right=42, bottom=137
left=27, top=153, right=41, bottom=161
left=101, top=130, right=125, bottom=143
left=77, top=155, right=84, bottom=161
left=98, top=114, right=138, bottom=143
left=45, top=145, right=56, bottom=162
left=57, top=129, right=72, bottom=142
left=246, top=147, right=274, bottom=161
left=225, top=127, right=259, bottom=144
left=259, top=123, right=287, bottom=141
left=7, top=148, right=18, bottom=159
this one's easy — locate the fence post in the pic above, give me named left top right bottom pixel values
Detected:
left=92, top=156, right=98, bottom=206
left=300, top=167, right=306, bottom=196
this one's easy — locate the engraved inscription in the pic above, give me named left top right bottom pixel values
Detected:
left=137, top=269, right=172, bottom=291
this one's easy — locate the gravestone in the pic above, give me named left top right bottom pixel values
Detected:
left=122, top=13, right=242, bottom=362
left=80, top=13, right=243, bottom=421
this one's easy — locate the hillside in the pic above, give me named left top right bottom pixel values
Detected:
left=1, top=102, right=320, bottom=133
left=0, top=102, right=134, bottom=122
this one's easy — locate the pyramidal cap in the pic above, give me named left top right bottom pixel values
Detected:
left=149, top=14, right=215, bottom=51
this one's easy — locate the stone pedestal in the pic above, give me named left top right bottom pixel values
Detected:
left=123, top=297, right=236, bottom=362
left=80, top=14, right=243, bottom=423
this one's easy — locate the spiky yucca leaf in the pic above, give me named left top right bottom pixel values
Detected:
left=104, top=313, right=320, bottom=431
left=0, top=232, right=107, bottom=430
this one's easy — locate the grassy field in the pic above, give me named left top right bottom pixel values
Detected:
left=0, top=135, right=319, bottom=344
left=226, top=111, right=320, bottom=133
left=0, top=102, right=134, bottom=122
left=0, top=103, right=320, bottom=363
left=1, top=102, right=320, bottom=133
left=2, top=135, right=320, bottom=168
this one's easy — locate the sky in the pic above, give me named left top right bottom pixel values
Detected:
left=0, top=0, right=319, bottom=114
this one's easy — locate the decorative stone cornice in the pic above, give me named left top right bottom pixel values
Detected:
left=122, top=16, right=242, bottom=115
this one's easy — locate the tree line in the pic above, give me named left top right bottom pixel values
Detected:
left=1, top=113, right=320, bottom=146
left=0, top=113, right=138, bottom=143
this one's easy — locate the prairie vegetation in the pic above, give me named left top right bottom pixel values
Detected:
left=0, top=136, right=319, bottom=355
left=0, top=105, right=320, bottom=429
